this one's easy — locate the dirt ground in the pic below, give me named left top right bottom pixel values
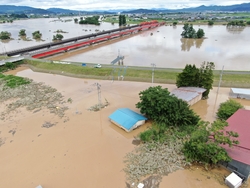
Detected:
left=0, top=66, right=249, bottom=188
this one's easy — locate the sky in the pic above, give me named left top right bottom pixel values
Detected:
left=0, top=0, right=249, bottom=11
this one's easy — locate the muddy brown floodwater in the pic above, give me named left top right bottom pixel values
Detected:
left=0, top=66, right=250, bottom=188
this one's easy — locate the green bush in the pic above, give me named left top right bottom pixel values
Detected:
left=216, top=99, right=244, bottom=120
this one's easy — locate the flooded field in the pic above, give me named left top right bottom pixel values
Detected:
left=1, top=18, right=250, bottom=70
left=0, top=67, right=250, bottom=188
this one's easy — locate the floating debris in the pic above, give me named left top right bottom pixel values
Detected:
left=42, top=121, right=57, bottom=128
left=0, top=78, right=69, bottom=120
left=124, top=140, right=190, bottom=185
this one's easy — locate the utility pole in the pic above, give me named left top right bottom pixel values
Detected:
left=95, top=83, right=102, bottom=109
left=217, top=65, right=224, bottom=95
left=151, top=63, right=156, bottom=84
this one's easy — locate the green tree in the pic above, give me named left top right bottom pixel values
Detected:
left=173, top=21, right=177, bottom=26
left=122, top=15, right=126, bottom=26
left=53, top=34, right=64, bottom=41
left=196, top=28, right=205, bottom=38
left=119, top=15, right=122, bottom=26
left=19, top=29, right=26, bottom=36
left=119, top=15, right=126, bottom=26
left=183, top=120, right=239, bottom=166
left=176, top=62, right=214, bottom=98
left=181, top=23, right=204, bottom=39
left=176, top=64, right=200, bottom=87
left=247, top=21, right=250, bottom=25
left=136, top=86, right=200, bottom=127
left=74, top=18, right=78, bottom=23
left=32, top=30, right=42, bottom=39
left=79, top=16, right=100, bottom=25
left=208, top=20, right=214, bottom=26
left=199, top=62, right=215, bottom=98
left=216, top=99, right=244, bottom=120
left=227, top=20, right=245, bottom=27
left=0, top=31, right=11, bottom=40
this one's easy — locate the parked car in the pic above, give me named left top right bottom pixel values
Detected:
left=94, top=64, right=102, bottom=68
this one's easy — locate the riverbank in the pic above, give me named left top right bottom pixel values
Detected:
left=23, top=59, right=250, bottom=88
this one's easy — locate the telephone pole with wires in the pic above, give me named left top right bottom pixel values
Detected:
left=95, top=83, right=102, bottom=109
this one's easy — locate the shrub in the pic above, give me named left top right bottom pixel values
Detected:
left=216, top=99, right=244, bottom=120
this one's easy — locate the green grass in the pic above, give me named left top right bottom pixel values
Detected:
left=24, top=59, right=250, bottom=88
left=0, top=73, right=31, bottom=89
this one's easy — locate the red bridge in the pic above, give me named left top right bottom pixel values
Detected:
left=1, top=21, right=165, bottom=58
left=32, top=20, right=165, bottom=59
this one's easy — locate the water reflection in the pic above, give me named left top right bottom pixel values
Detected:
left=226, top=26, right=245, bottom=34
left=180, top=38, right=204, bottom=51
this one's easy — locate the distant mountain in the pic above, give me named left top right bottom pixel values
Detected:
left=0, top=5, right=53, bottom=14
left=170, top=3, right=250, bottom=12
left=46, top=8, right=88, bottom=14
left=0, top=3, right=249, bottom=15
left=121, top=9, right=158, bottom=14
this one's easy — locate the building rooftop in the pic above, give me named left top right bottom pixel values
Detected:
left=108, top=108, right=147, bottom=132
left=231, top=88, right=250, bottom=95
left=171, top=87, right=206, bottom=102
left=223, top=109, right=250, bottom=165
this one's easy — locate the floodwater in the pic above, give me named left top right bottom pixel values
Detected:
left=1, top=18, right=250, bottom=70
left=1, top=66, right=250, bottom=188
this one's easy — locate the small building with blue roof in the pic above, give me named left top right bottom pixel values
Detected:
left=109, top=108, right=147, bottom=132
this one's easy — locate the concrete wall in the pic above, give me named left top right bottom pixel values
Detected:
left=189, top=94, right=202, bottom=106
left=222, top=160, right=250, bottom=181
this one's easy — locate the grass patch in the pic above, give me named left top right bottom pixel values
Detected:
left=24, top=59, right=250, bottom=87
left=0, top=73, right=31, bottom=89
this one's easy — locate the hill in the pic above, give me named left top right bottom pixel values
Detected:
left=0, top=3, right=249, bottom=14
left=0, top=5, right=53, bottom=14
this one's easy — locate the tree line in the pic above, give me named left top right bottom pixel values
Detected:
left=0, top=29, right=64, bottom=41
left=74, top=16, right=100, bottom=25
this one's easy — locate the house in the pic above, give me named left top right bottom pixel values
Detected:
left=170, top=87, right=206, bottom=106
left=108, top=108, right=147, bottom=132
left=221, top=109, right=250, bottom=180
left=229, top=88, right=250, bottom=100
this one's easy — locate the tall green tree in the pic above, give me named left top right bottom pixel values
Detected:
left=176, top=64, right=200, bottom=87
left=176, top=62, right=215, bottom=98
left=136, top=86, right=200, bottom=127
left=119, top=15, right=126, bottom=26
left=199, top=61, right=215, bottom=98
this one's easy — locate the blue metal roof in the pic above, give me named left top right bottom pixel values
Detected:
left=109, top=108, right=147, bottom=131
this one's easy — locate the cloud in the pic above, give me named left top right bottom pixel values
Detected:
left=0, top=0, right=249, bottom=10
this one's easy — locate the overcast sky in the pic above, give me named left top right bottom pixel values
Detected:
left=0, top=0, right=249, bottom=10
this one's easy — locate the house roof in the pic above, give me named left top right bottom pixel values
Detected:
left=231, top=88, right=250, bottom=95
left=223, top=109, right=250, bottom=165
left=108, top=108, right=147, bottom=131
left=171, top=87, right=206, bottom=102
